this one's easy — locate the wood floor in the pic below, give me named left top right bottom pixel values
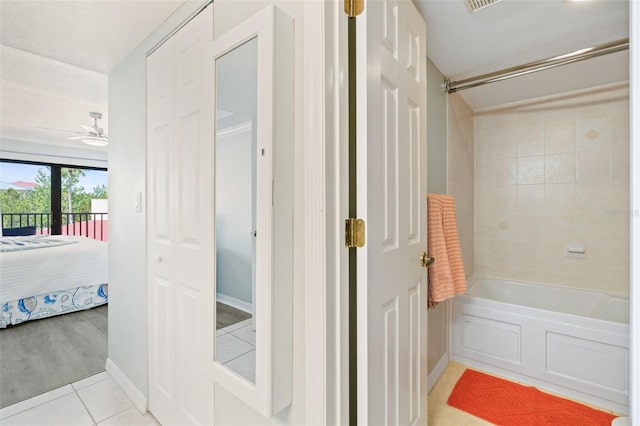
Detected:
left=0, top=302, right=248, bottom=408
left=0, top=305, right=108, bottom=408
left=216, top=302, right=251, bottom=330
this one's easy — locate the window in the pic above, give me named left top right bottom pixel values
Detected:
left=0, top=162, right=51, bottom=233
left=60, top=167, right=108, bottom=240
left=0, top=160, right=108, bottom=240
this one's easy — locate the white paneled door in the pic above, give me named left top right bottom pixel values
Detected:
left=357, top=0, right=428, bottom=424
left=147, top=5, right=213, bottom=426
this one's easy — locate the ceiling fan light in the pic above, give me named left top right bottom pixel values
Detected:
left=82, top=136, right=108, bottom=146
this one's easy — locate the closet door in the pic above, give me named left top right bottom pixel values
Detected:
left=172, top=7, right=214, bottom=425
left=147, top=5, right=213, bottom=425
left=147, top=34, right=176, bottom=426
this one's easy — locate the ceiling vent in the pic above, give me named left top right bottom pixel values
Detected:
left=464, top=0, right=502, bottom=12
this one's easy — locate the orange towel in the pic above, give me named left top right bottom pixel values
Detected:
left=427, top=193, right=466, bottom=309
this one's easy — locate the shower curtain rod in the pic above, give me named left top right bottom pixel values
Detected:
left=444, top=38, right=629, bottom=94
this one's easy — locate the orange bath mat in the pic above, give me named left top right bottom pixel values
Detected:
left=447, top=369, right=617, bottom=426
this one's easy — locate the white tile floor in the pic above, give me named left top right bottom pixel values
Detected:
left=0, top=372, right=158, bottom=426
left=0, top=318, right=256, bottom=425
left=216, top=318, right=256, bottom=382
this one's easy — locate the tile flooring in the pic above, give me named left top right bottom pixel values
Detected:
left=0, top=318, right=255, bottom=426
left=0, top=372, right=158, bottom=426
left=0, top=363, right=486, bottom=426
left=216, top=318, right=256, bottom=382
left=3, top=357, right=621, bottom=425
left=428, top=361, right=623, bottom=425
left=8, top=352, right=620, bottom=426
left=428, top=361, right=492, bottom=425
left=3, top=358, right=467, bottom=426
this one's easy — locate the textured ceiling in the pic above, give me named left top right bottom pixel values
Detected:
left=414, top=0, right=629, bottom=109
left=0, top=0, right=185, bottom=74
left=0, top=0, right=631, bottom=150
left=0, top=0, right=184, bottom=149
left=1, top=46, right=109, bottom=149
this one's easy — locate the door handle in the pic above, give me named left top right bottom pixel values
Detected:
left=420, top=252, right=434, bottom=268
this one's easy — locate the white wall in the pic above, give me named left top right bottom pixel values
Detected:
left=107, top=0, right=210, bottom=403
left=110, top=2, right=309, bottom=424
left=425, top=59, right=476, bottom=380
left=426, top=59, right=447, bottom=195
left=0, top=138, right=107, bottom=168
left=216, top=125, right=253, bottom=305
left=426, top=58, right=449, bottom=377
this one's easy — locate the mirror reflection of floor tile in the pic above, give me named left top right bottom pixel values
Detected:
left=225, top=350, right=256, bottom=383
left=231, top=324, right=256, bottom=345
left=216, top=334, right=253, bottom=364
left=216, top=319, right=256, bottom=382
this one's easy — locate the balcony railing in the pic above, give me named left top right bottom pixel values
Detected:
left=1, top=212, right=108, bottom=242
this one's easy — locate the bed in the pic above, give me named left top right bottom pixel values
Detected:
left=0, top=235, right=107, bottom=328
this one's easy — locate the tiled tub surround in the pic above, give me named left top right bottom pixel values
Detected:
left=448, top=92, right=475, bottom=278
left=474, top=85, right=630, bottom=296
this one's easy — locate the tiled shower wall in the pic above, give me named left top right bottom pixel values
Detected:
left=448, top=93, right=475, bottom=279
left=474, top=85, right=630, bottom=296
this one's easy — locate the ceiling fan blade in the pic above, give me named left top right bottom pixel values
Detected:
left=80, top=124, right=97, bottom=134
left=35, top=126, right=84, bottom=135
left=67, top=134, right=109, bottom=141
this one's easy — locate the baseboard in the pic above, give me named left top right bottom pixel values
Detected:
left=105, top=358, right=147, bottom=414
left=428, top=352, right=450, bottom=393
left=216, top=293, right=253, bottom=314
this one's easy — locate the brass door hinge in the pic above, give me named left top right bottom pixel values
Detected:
left=344, top=0, right=364, bottom=17
left=345, top=218, right=365, bottom=248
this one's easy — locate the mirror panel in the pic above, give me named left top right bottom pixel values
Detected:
left=214, top=37, right=258, bottom=383
left=208, top=5, right=293, bottom=415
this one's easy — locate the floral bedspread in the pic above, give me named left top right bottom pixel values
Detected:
left=0, top=283, right=108, bottom=328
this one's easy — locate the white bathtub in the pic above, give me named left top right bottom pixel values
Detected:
left=451, top=277, right=630, bottom=414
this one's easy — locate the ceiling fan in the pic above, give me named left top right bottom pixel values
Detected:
left=67, top=112, right=108, bottom=146
left=36, top=112, right=109, bottom=146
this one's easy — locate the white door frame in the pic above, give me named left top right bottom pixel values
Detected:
left=303, top=1, right=350, bottom=425
left=629, top=0, right=639, bottom=422
left=302, top=0, right=352, bottom=424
